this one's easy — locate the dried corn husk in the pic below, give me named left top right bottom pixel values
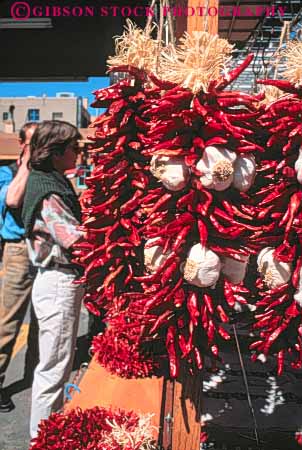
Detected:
left=159, top=31, right=234, bottom=94
left=107, top=19, right=159, bottom=73
left=277, top=40, right=302, bottom=87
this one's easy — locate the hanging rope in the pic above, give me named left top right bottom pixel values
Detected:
left=164, top=0, right=175, bottom=45
left=145, top=0, right=157, bottom=37
left=155, top=0, right=165, bottom=73
left=273, top=21, right=291, bottom=80
left=203, top=0, right=211, bottom=33
left=233, top=324, right=262, bottom=450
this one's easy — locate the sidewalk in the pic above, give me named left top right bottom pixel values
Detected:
left=0, top=287, right=90, bottom=450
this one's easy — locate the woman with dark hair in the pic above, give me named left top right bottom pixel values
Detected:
left=22, top=120, right=84, bottom=439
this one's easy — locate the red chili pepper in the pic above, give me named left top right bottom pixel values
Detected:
left=218, top=326, right=231, bottom=340
left=266, top=294, right=290, bottom=310
left=283, top=192, right=302, bottom=234
left=257, top=78, right=302, bottom=95
left=161, top=260, right=179, bottom=285
left=289, top=123, right=302, bottom=138
left=273, top=243, right=296, bottom=263
left=223, top=280, right=236, bottom=307
left=238, top=141, right=264, bottom=152
left=174, top=286, right=185, bottom=308
left=203, top=293, right=214, bottom=315
left=172, top=226, right=191, bottom=253
left=163, top=236, right=173, bottom=255
left=143, top=285, right=172, bottom=311
left=187, top=292, right=200, bottom=326
left=214, top=111, right=253, bottom=139
left=193, top=347, right=203, bottom=369
left=209, top=214, right=244, bottom=238
left=187, top=321, right=194, bottom=354
left=107, top=64, right=146, bottom=82
left=176, top=190, right=196, bottom=210
left=213, top=207, right=261, bottom=232
left=148, top=72, right=177, bottom=90
left=205, top=136, right=228, bottom=147
left=198, top=219, right=208, bottom=247
left=119, top=191, right=144, bottom=215
left=215, top=54, right=254, bottom=91
left=263, top=323, right=288, bottom=355
left=216, top=305, right=229, bottom=323
left=233, top=294, right=248, bottom=305
left=207, top=320, right=216, bottom=342
left=249, top=340, right=265, bottom=350
left=178, top=333, right=187, bottom=356
left=124, top=263, right=133, bottom=286
left=102, top=265, right=124, bottom=288
left=166, top=326, right=179, bottom=378
left=193, top=96, right=208, bottom=117
left=292, top=257, right=302, bottom=288
left=149, top=310, right=174, bottom=334
left=211, top=245, right=249, bottom=261
left=217, top=97, right=257, bottom=110
left=216, top=90, right=264, bottom=102
left=211, top=344, right=219, bottom=356
left=195, top=187, right=213, bottom=216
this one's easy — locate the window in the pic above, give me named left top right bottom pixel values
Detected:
left=52, top=112, right=63, bottom=120
left=27, top=109, right=40, bottom=122
left=76, top=164, right=92, bottom=189
left=2, top=112, right=9, bottom=121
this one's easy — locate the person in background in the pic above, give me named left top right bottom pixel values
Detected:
left=21, top=120, right=84, bottom=439
left=0, top=122, right=38, bottom=412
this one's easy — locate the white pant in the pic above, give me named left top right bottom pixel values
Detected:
left=30, top=267, right=83, bottom=439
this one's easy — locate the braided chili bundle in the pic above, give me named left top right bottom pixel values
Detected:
left=129, top=54, right=267, bottom=377
left=248, top=62, right=302, bottom=374
left=30, top=406, right=157, bottom=450
left=74, top=67, right=159, bottom=315
left=75, top=30, right=267, bottom=379
left=91, top=304, right=167, bottom=378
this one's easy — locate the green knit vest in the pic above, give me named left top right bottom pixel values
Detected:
left=22, top=169, right=81, bottom=236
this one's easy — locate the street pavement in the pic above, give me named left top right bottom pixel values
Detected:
left=0, top=302, right=90, bottom=450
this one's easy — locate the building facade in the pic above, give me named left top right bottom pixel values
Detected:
left=0, top=128, right=94, bottom=193
left=0, top=93, right=90, bottom=133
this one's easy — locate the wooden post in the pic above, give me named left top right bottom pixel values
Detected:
left=187, top=0, right=219, bottom=35
left=159, top=365, right=203, bottom=450
left=170, top=2, right=219, bottom=450
left=175, top=0, right=219, bottom=37
left=171, top=367, right=203, bottom=450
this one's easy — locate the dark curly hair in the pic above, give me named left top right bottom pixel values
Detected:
left=19, top=122, right=37, bottom=144
left=29, top=120, right=82, bottom=171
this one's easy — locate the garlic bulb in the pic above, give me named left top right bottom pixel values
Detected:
left=221, top=255, right=249, bottom=284
left=233, top=154, right=256, bottom=192
left=294, top=147, right=302, bottom=184
left=257, top=247, right=292, bottom=289
left=196, top=146, right=237, bottom=191
left=183, top=243, right=221, bottom=288
left=150, top=155, right=190, bottom=191
left=294, top=266, right=302, bottom=306
left=144, top=238, right=171, bottom=273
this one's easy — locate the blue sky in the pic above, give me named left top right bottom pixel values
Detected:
left=0, top=77, right=109, bottom=115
